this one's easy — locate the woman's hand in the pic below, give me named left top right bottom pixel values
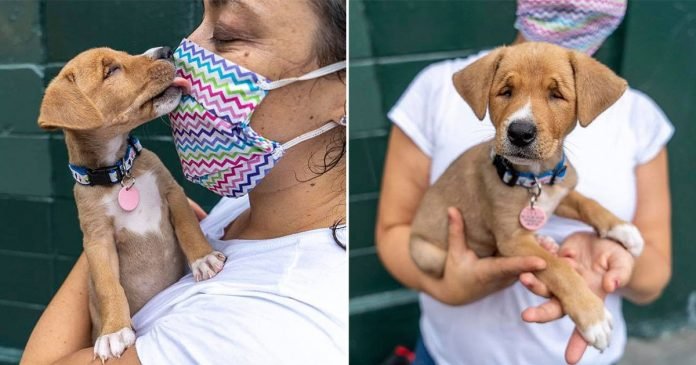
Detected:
left=187, top=197, right=207, bottom=221
left=426, top=208, right=547, bottom=305
left=519, top=232, right=635, bottom=364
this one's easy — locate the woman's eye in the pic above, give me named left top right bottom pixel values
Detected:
left=211, top=36, right=239, bottom=46
left=104, top=65, right=120, bottom=79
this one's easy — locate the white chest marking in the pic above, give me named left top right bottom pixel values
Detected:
left=99, top=135, right=126, bottom=166
left=535, top=186, right=569, bottom=216
left=102, top=171, right=163, bottom=236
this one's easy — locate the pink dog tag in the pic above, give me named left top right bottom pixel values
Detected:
left=519, top=206, right=547, bottom=231
left=118, top=186, right=140, bottom=212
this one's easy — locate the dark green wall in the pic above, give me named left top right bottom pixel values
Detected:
left=0, top=1, right=219, bottom=363
left=349, top=1, right=696, bottom=364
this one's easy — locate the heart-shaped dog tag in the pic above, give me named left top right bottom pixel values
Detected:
left=519, top=206, right=547, bottom=231
left=118, top=186, right=140, bottom=212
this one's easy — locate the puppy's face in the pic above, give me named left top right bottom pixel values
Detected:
left=453, top=42, right=627, bottom=164
left=38, top=47, right=187, bottom=132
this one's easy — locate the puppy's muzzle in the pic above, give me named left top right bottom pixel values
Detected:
left=507, top=120, right=537, bottom=147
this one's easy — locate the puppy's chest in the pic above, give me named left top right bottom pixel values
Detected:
left=533, top=185, right=569, bottom=215
left=101, top=171, right=166, bottom=236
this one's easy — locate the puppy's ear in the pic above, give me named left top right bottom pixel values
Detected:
left=569, top=51, right=627, bottom=127
left=38, top=72, right=103, bottom=130
left=452, top=47, right=505, bottom=120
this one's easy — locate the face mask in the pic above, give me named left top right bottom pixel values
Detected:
left=514, top=0, right=627, bottom=55
left=168, top=39, right=346, bottom=198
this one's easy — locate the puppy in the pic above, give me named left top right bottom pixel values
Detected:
left=38, top=47, right=226, bottom=360
left=410, top=42, right=644, bottom=351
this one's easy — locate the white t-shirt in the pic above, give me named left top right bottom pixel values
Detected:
left=389, top=51, right=674, bottom=365
left=132, top=196, right=348, bottom=365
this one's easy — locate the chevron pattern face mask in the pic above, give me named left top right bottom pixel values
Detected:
left=168, top=38, right=346, bottom=197
left=514, top=0, right=627, bottom=55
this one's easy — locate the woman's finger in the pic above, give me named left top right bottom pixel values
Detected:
left=603, top=252, right=634, bottom=293
left=446, top=207, right=470, bottom=258
left=187, top=197, right=208, bottom=221
left=519, top=272, right=551, bottom=298
left=521, top=297, right=563, bottom=323
left=565, top=328, right=589, bottom=365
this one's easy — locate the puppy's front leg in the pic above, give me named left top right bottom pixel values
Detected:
left=83, top=235, right=135, bottom=361
left=166, top=185, right=226, bottom=281
left=498, top=233, right=612, bottom=351
left=555, top=190, right=644, bottom=256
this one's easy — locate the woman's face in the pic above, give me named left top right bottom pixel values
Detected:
left=188, top=0, right=344, bottom=144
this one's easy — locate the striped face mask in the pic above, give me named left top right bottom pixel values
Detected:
left=169, top=38, right=346, bottom=198
left=514, top=0, right=627, bottom=55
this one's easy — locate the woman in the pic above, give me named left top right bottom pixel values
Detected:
left=376, top=1, right=672, bottom=364
left=21, top=0, right=346, bottom=364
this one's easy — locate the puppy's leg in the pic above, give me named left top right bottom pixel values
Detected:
left=410, top=192, right=451, bottom=278
left=166, top=185, right=226, bottom=281
left=555, top=190, right=644, bottom=256
left=83, top=235, right=135, bottom=361
left=499, top=233, right=612, bottom=351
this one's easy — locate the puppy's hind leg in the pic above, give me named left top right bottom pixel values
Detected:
left=410, top=234, right=448, bottom=278
left=410, top=195, right=451, bottom=278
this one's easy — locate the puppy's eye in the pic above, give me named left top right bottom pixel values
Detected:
left=550, top=90, right=564, bottom=100
left=498, top=88, right=512, bottom=98
left=104, top=65, right=121, bottom=80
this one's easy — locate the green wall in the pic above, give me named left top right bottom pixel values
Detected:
left=0, top=1, right=219, bottom=363
left=349, top=1, right=696, bottom=364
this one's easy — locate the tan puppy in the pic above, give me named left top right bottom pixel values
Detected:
left=410, top=42, right=643, bottom=351
left=38, top=47, right=226, bottom=360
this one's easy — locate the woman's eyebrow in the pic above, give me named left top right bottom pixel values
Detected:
left=210, top=0, right=260, bottom=21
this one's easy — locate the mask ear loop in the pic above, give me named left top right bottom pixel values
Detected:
left=272, top=122, right=340, bottom=159
left=258, top=61, right=347, bottom=90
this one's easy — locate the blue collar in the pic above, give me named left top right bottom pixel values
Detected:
left=492, top=153, right=567, bottom=188
left=68, top=136, right=143, bottom=186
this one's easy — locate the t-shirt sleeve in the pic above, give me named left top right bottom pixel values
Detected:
left=631, top=91, right=675, bottom=165
left=387, top=63, right=449, bottom=157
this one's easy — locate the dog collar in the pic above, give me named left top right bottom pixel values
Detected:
left=68, top=136, right=142, bottom=186
left=492, top=153, right=567, bottom=188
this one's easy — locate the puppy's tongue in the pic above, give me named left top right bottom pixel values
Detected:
left=171, top=77, right=192, bottom=95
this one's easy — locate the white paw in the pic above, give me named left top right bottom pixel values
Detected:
left=93, top=327, right=136, bottom=361
left=606, top=223, right=644, bottom=257
left=579, top=308, right=613, bottom=352
left=191, top=251, right=226, bottom=281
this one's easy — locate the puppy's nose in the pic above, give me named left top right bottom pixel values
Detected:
left=143, top=46, right=173, bottom=60
left=507, top=121, right=537, bottom=147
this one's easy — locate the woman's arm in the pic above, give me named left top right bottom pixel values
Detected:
left=21, top=254, right=92, bottom=364
left=21, top=253, right=141, bottom=365
left=622, top=148, right=672, bottom=304
left=375, top=126, right=545, bottom=305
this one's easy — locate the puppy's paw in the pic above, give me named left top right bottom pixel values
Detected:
left=191, top=251, right=226, bottom=281
left=578, top=308, right=613, bottom=352
left=93, top=327, right=136, bottom=361
left=535, top=235, right=559, bottom=254
left=605, top=223, right=644, bottom=257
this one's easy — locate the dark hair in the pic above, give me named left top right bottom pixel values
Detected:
left=309, top=0, right=346, bottom=249
left=310, top=0, right=346, bottom=67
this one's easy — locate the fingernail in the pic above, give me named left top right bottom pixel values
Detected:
left=614, top=279, right=620, bottom=291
